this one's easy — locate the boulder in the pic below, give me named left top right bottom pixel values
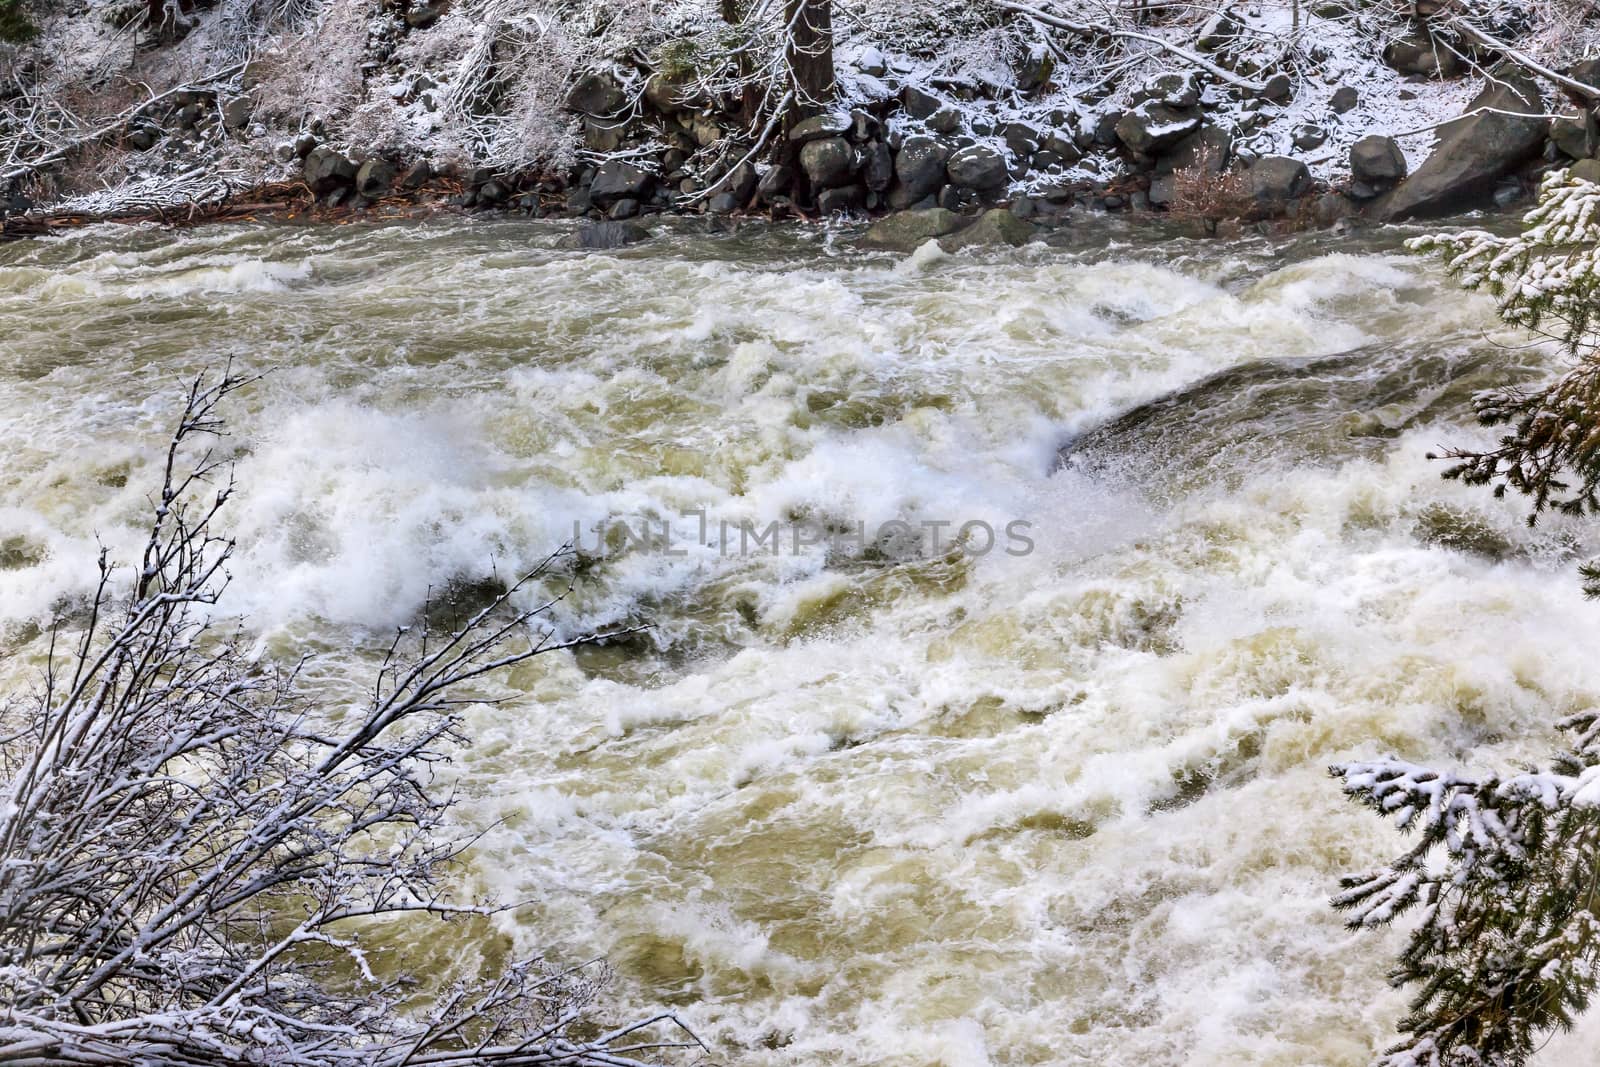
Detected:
left=1198, top=9, right=1243, bottom=52
left=927, top=106, right=963, bottom=135
left=1382, top=34, right=1463, bottom=79
left=355, top=158, right=396, bottom=198
left=1292, top=124, right=1328, bottom=151
left=861, top=207, right=965, bottom=251
left=1249, top=156, right=1310, bottom=203
left=560, top=220, right=651, bottom=249
left=220, top=96, right=252, bottom=130
left=816, top=184, right=866, bottom=215
left=583, top=118, right=625, bottom=153
left=589, top=162, right=654, bottom=206
left=1133, top=72, right=1200, bottom=110
left=863, top=141, right=893, bottom=193
left=1115, top=101, right=1202, bottom=156
left=1155, top=123, right=1233, bottom=177
left=405, top=0, right=444, bottom=28
left=1349, top=135, right=1407, bottom=190
left=644, top=72, right=703, bottom=114
left=1330, top=86, right=1359, bottom=114
left=1552, top=114, right=1595, bottom=160
left=1572, top=159, right=1600, bottom=185
left=901, top=85, right=942, bottom=120
left=565, top=71, right=625, bottom=116
left=800, top=137, right=856, bottom=188
left=756, top=163, right=795, bottom=205
left=789, top=112, right=852, bottom=145
left=397, top=161, right=432, bottom=190
left=706, top=193, right=738, bottom=215
left=1374, top=69, right=1548, bottom=220
left=609, top=198, right=641, bottom=219
left=303, top=146, right=357, bottom=195
left=1261, top=74, right=1292, bottom=104
left=724, top=163, right=759, bottom=205
left=938, top=208, right=1032, bottom=252
left=945, top=144, right=1009, bottom=191
left=895, top=136, right=952, bottom=199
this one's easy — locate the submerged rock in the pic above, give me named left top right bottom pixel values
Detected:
left=937, top=208, right=1032, bottom=252
left=559, top=220, right=651, bottom=249
left=860, top=207, right=965, bottom=251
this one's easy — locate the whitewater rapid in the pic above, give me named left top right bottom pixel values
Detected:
left=2, top=216, right=1597, bottom=1065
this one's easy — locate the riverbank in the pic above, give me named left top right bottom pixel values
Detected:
left=4, top=1, right=1597, bottom=245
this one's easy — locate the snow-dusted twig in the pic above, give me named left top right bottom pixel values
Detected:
left=0, top=369, right=702, bottom=1067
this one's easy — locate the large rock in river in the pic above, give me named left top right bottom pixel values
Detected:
left=1373, top=69, right=1548, bottom=220
left=861, top=207, right=965, bottom=251
left=938, top=209, right=1032, bottom=252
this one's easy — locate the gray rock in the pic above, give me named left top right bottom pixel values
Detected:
left=861, top=207, right=966, bottom=251
left=706, top=192, right=738, bottom=214
left=294, top=132, right=317, bottom=159
left=1115, top=101, right=1202, bottom=155
left=1382, top=34, right=1463, bottom=79
left=1002, top=122, right=1040, bottom=160
left=397, top=161, right=432, bottom=190
left=789, top=112, right=853, bottom=145
left=303, top=146, right=357, bottom=195
left=477, top=180, right=510, bottom=205
left=126, top=124, right=159, bottom=151
left=800, top=137, right=856, bottom=188
left=1552, top=114, right=1595, bottom=160
left=1198, top=8, right=1243, bottom=52
left=1261, top=74, right=1293, bottom=104
left=946, top=144, right=1009, bottom=191
left=863, top=141, right=893, bottom=192
left=816, top=184, right=865, bottom=215
left=902, top=85, right=942, bottom=120
left=1134, top=72, right=1200, bottom=110
left=927, top=106, right=963, bottom=135
left=895, top=136, right=952, bottom=199
left=644, top=72, right=702, bottom=114
left=1312, top=191, right=1357, bottom=226
left=1349, top=135, right=1407, bottom=189
left=938, top=208, right=1033, bottom=252
left=1149, top=174, right=1177, bottom=207
left=756, top=163, right=795, bottom=205
left=725, top=163, right=759, bottom=205
left=566, top=71, right=625, bottom=115
left=1292, top=124, right=1328, bottom=151
left=1330, top=86, right=1359, bottom=114
left=590, top=162, right=655, bottom=206
left=583, top=118, right=625, bottom=153
left=1374, top=68, right=1548, bottom=220
left=1571, top=159, right=1600, bottom=185
left=355, top=158, right=396, bottom=198
left=609, top=198, right=641, bottom=219
left=560, top=220, right=651, bottom=249
left=1155, top=122, right=1233, bottom=177
left=220, top=96, right=251, bottom=130
left=1017, top=45, right=1055, bottom=94
left=1249, top=156, right=1310, bottom=202
left=405, top=0, right=444, bottom=28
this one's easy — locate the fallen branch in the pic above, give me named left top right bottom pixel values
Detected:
left=0, top=62, right=247, bottom=184
left=1442, top=16, right=1600, bottom=103
left=991, top=0, right=1268, bottom=93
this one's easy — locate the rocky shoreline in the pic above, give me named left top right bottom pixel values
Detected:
left=4, top=43, right=1596, bottom=246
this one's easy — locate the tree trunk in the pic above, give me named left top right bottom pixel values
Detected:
left=785, top=0, right=836, bottom=116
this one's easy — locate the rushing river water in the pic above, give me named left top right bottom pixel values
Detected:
left=4, top=216, right=1600, bottom=1065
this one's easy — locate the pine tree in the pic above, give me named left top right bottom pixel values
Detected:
left=1335, top=169, right=1600, bottom=1067
left=1410, top=170, right=1600, bottom=595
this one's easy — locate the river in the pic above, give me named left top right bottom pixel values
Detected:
left=2, top=216, right=1597, bottom=1065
